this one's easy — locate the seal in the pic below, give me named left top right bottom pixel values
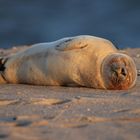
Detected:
left=0, top=35, right=137, bottom=89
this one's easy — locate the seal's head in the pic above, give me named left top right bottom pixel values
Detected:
left=101, top=53, right=137, bottom=90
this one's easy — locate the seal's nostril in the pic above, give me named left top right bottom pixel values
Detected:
left=121, top=68, right=127, bottom=76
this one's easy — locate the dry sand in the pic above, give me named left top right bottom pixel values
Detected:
left=0, top=47, right=140, bottom=140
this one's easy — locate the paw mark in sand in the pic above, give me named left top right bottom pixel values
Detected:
left=0, top=117, right=17, bottom=122
left=59, top=123, right=88, bottom=128
left=121, top=92, right=130, bottom=96
left=80, top=116, right=108, bottom=123
left=80, top=116, right=140, bottom=123
left=0, top=99, right=20, bottom=106
left=0, top=134, right=9, bottom=138
left=113, top=108, right=140, bottom=114
left=16, top=120, right=32, bottom=127
left=71, top=124, right=88, bottom=128
left=30, top=98, right=71, bottom=105
left=113, top=109, right=131, bottom=113
left=126, top=108, right=140, bottom=114
left=32, top=120, right=48, bottom=126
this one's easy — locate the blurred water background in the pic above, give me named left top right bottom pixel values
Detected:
left=0, top=0, right=140, bottom=49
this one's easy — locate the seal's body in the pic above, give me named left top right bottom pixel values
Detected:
left=0, top=35, right=137, bottom=89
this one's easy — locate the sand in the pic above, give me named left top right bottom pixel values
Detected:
left=0, top=47, right=140, bottom=140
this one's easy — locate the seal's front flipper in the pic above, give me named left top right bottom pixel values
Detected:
left=55, top=37, right=89, bottom=51
left=0, top=57, right=8, bottom=83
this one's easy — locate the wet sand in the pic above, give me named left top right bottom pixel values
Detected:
left=0, top=47, right=140, bottom=140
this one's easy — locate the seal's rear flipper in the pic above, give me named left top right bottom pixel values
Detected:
left=0, top=57, right=8, bottom=83
left=0, top=57, right=6, bottom=71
